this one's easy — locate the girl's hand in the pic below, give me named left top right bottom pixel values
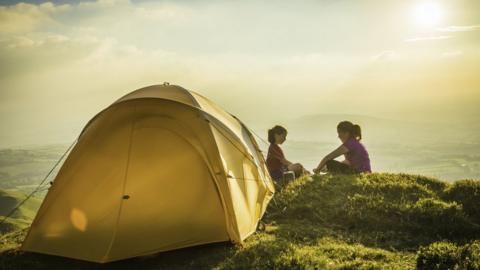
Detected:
left=313, top=164, right=328, bottom=174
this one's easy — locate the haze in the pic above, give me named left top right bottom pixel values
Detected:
left=0, top=0, right=479, bottom=180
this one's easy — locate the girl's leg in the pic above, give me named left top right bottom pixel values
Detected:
left=269, top=169, right=283, bottom=181
left=326, top=160, right=354, bottom=174
left=288, top=163, right=308, bottom=178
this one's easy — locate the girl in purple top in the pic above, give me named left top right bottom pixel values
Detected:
left=313, top=121, right=371, bottom=174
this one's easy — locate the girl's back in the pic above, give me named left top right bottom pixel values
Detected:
left=343, top=137, right=371, bottom=173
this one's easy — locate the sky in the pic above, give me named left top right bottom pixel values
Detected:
left=0, top=0, right=479, bottom=147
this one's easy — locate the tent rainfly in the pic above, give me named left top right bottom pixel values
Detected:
left=21, top=84, right=275, bottom=263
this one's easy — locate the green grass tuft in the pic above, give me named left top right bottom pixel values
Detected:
left=416, top=240, right=480, bottom=270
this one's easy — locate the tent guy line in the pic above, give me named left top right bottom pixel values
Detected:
left=0, top=138, right=77, bottom=226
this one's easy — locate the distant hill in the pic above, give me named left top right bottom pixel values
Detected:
left=0, top=145, right=65, bottom=195
left=0, top=189, right=41, bottom=234
left=284, top=113, right=479, bottom=144
left=0, top=173, right=479, bottom=269
left=269, top=114, right=480, bottom=181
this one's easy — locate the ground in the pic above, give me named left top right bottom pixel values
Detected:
left=1, top=172, right=479, bottom=269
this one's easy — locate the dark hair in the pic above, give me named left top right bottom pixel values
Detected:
left=337, top=121, right=362, bottom=140
left=268, top=125, right=287, bottom=144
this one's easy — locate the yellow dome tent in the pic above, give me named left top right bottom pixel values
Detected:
left=21, top=84, right=275, bottom=263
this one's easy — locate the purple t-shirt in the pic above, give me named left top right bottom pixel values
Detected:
left=343, top=138, right=371, bottom=173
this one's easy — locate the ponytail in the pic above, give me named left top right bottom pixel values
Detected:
left=352, top=124, right=362, bottom=140
left=337, top=121, right=362, bottom=140
left=268, top=125, right=287, bottom=144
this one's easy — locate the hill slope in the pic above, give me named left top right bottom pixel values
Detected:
left=0, top=189, right=41, bottom=234
left=1, top=173, right=479, bottom=269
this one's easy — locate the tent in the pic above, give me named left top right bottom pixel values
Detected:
left=21, top=83, right=275, bottom=263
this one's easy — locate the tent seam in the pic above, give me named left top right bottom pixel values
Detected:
left=102, top=104, right=137, bottom=261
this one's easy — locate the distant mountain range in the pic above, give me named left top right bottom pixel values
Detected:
left=283, top=113, right=479, bottom=145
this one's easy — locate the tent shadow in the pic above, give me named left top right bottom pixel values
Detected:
left=0, top=242, right=234, bottom=270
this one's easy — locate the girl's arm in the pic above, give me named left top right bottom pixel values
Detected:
left=313, top=145, right=349, bottom=173
left=270, top=144, right=293, bottom=166
left=341, top=159, right=351, bottom=165
left=280, top=157, right=293, bottom=167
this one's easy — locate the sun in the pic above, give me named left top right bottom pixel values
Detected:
left=412, top=2, right=444, bottom=28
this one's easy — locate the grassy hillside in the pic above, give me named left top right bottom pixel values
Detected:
left=1, top=173, right=479, bottom=269
left=0, top=189, right=41, bottom=234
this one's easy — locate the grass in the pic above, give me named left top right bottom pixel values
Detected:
left=0, top=172, right=479, bottom=269
left=416, top=240, right=480, bottom=270
left=0, top=189, right=41, bottom=234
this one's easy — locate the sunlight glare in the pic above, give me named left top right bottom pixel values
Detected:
left=412, top=2, right=443, bottom=28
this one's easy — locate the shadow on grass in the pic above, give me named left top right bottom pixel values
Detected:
left=0, top=242, right=234, bottom=270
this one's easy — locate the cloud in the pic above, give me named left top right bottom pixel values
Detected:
left=134, top=5, right=190, bottom=21
left=371, top=50, right=400, bottom=62
left=2, top=33, right=91, bottom=50
left=4, top=36, right=38, bottom=48
left=0, top=0, right=187, bottom=34
left=404, top=35, right=451, bottom=42
left=4, top=34, right=70, bottom=48
left=77, top=0, right=131, bottom=9
left=0, top=2, right=71, bottom=33
left=437, top=25, right=480, bottom=32
left=441, top=50, right=463, bottom=58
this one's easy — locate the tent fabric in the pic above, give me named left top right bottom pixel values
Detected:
left=21, top=84, right=275, bottom=263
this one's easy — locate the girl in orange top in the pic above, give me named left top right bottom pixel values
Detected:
left=266, top=125, right=309, bottom=180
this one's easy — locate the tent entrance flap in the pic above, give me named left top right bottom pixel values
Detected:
left=106, top=116, right=229, bottom=260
